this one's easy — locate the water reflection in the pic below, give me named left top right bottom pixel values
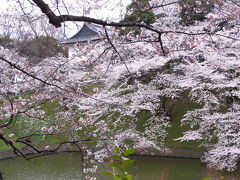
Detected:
left=0, top=153, right=83, bottom=180
left=204, top=168, right=239, bottom=180
left=0, top=153, right=239, bottom=180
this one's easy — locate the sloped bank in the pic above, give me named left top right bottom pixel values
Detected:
left=0, top=146, right=205, bottom=160
left=0, top=144, right=80, bottom=160
left=135, top=148, right=205, bottom=159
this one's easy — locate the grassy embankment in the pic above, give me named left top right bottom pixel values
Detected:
left=0, top=83, right=203, bottom=151
left=0, top=83, right=103, bottom=151
left=0, top=100, right=63, bottom=151
left=136, top=91, right=203, bottom=150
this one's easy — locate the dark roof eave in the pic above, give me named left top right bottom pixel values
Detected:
left=58, top=23, right=109, bottom=45
left=59, top=38, right=102, bottom=45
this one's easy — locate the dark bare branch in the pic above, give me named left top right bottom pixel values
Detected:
left=104, top=27, right=130, bottom=73
left=158, top=33, right=166, bottom=56
left=31, top=0, right=162, bottom=33
left=0, top=56, right=65, bottom=90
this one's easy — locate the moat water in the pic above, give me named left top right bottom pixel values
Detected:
left=0, top=153, right=239, bottom=180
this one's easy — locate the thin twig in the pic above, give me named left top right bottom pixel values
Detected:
left=104, top=27, right=130, bottom=74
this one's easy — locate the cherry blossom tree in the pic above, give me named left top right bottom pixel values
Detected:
left=0, top=0, right=240, bottom=176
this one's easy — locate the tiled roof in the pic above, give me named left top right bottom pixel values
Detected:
left=59, top=23, right=104, bottom=44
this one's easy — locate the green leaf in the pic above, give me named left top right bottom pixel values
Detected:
left=103, top=171, right=114, bottom=176
left=123, top=159, right=135, bottom=167
left=113, top=176, right=121, bottom=180
left=114, top=146, right=121, bottom=154
left=111, top=155, right=121, bottom=161
left=125, top=175, right=133, bottom=180
left=123, top=148, right=135, bottom=156
left=203, top=178, right=212, bottom=180
left=220, top=176, right=224, bottom=179
left=124, top=139, right=135, bottom=145
left=109, top=162, right=121, bottom=168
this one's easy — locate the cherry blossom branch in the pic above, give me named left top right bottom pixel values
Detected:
left=0, top=56, right=111, bottom=104
left=0, top=56, right=65, bottom=90
left=227, top=0, right=240, bottom=7
left=31, top=0, right=226, bottom=38
left=0, top=96, right=14, bottom=128
left=147, top=1, right=179, bottom=11
left=17, top=99, right=51, bottom=114
left=104, top=27, right=130, bottom=73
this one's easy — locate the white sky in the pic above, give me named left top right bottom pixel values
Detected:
left=0, top=0, right=131, bottom=36
left=1, top=0, right=16, bottom=12
left=0, top=0, right=130, bottom=18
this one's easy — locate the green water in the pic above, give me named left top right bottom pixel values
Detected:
left=0, top=153, right=239, bottom=180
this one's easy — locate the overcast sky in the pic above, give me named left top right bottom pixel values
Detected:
left=1, top=0, right=15, bottom=12
left=0, top=0, right=130, bottom=18
left=0, top=0, right=131, bottom=36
